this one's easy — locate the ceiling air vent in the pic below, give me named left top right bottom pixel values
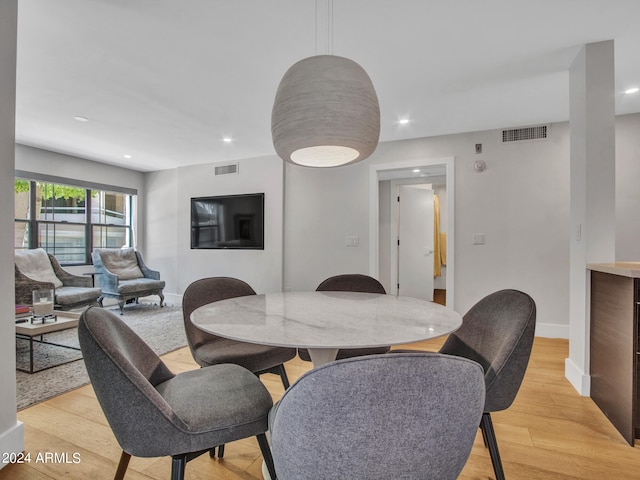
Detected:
left=214, top=163, right=239, bottom=175
left=502, top=125, right=548, bottom=143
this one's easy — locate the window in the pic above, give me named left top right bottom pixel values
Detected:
left=14, top=176, right=136, bottom=265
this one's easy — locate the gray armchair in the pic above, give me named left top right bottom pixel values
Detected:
left=78, top=307, right=278, bottom=480
left=298, top=273, right=390, bottom=362
left=92, top=248, right=165, bottom=314
left=269, top=352, right=485, bottom=480
left=15, top=248, right=101, bottom=310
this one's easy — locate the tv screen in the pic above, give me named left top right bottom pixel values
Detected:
left=191, top=193, right=264, bottom=249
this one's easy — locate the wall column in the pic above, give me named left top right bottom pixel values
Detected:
left=0, top=0, right=24, bottom=462
left=566, top=40, right=616, bottom=395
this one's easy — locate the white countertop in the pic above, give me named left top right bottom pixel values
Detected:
left=587, top=262, right=640, bottom=278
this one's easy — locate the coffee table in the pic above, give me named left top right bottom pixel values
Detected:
left=16, top=311, right=82, bottom=373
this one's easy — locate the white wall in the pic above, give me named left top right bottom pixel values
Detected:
left=0, top=0, right=23, bottom=461
left=285, top=122, right=571, bottom=337
left=145, top=155, right=285, bottom=299
left=615, top=114, right=640, bottom=260
left=378, top=180, right=392, bottom=293
left=284, top=161, right=372, bottom=291
left=143, top=168, right=179, bottom=300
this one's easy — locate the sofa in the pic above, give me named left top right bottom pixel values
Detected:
left=92, top=248, right=165, bottom=314
left=15, top=248, right=102, bottom=311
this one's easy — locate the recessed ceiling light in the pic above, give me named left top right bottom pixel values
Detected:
left=123, top=154, right=132, bottom=159
left=413, top=169, right=420, bottom=173
left=222, top=137, right=233, bottom=143
left=398, top=118, right=410, bottom=125
left=73, top=116, right=89, bottom=122
left=625, top=87, right=640, bottom=94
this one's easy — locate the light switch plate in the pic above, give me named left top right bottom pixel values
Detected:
left=345, top=235, right=359, bottom=246
left=472, top=233, right=485, bottom=245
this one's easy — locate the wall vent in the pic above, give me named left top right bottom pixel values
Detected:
left=502, top=125, right=548, bottom=143
left=214, top=163, right=239, bottom=175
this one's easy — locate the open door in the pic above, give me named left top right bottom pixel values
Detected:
left=397, top=184, right=434, bottom=301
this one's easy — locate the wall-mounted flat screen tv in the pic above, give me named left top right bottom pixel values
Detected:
left=191, top=193, right=264, bottom=249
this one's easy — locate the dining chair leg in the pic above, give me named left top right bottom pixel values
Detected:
left=278, top=364, right=290, bottom=389
left=257, top=433, right=277, bottom=480
left=480, top=412, right=506, bottom=480
left=480, top=419, right=488, bottom=447
left=209, top=444, right=225, bottom=458
left=114, top=451, right=131, bottom=480
left=171, top=454, right=187, bottom=480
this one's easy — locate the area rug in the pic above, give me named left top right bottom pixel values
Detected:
left=16, top=304, right=187, bottom=411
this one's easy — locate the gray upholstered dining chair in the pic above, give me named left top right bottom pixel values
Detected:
left=298, top=273, right=390, bottom=362
left=182, top=277, right=296, bottom=459
left=394, top=288, right=536, bottom=480
left=269, top=352, right=485, bottom=480
left=182, top=277, right=296, bottom=388
left=78, top=307, right=278, bottom=480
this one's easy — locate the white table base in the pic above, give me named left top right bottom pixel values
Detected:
left=307, top=347, right=339, bottom=367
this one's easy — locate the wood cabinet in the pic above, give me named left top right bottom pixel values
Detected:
left=589, top=264, right=640, bottom=446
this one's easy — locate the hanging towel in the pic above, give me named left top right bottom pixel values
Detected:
left=433, top=194, right=442, bottom=277
left=440, top=232, right=447, bottom=266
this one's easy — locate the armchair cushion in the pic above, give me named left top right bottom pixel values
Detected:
left=117, top=278, right=166, bottom=295
left=55, top=286, right=103, bottom=308
left=98, top=248, right=144, bottom=280
left=15, top=248, right=63, bottom=288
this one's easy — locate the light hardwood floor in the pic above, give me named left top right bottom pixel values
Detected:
left=3, top=337, right=640, bottom=479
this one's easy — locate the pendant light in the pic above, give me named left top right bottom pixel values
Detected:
left=271, top=1, right=380, bottom=167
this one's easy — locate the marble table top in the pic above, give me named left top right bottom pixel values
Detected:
left=191, top=291, right=462, bottom=350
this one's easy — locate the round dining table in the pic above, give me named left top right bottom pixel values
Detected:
left=192, top=290, right=463, bottom=480
left=190, top=290, right=462, bottom=367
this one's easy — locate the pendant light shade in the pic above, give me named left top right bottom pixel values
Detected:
left=271, top=55, right=380, bottom=167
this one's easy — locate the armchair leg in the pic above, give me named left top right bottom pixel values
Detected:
left=118, top=300, right=126, bottom=315
left=159, top=292, right=165, bottom=307
left=257, top=433, right=277, bottom=480
left=114, top=451, right=131, bottom=480
left=480, top=412, right=506, bottom=480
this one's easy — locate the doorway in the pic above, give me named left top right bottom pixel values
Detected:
left=368, top=157, right=455, bottom=307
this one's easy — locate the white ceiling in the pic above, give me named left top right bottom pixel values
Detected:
left=14, top=0, right=640, bottom=173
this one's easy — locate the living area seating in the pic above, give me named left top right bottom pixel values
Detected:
left=15, top=248, right=101, bottom=311
left=92, top=248, right=165, bottom=314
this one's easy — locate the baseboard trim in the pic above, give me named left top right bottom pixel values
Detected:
left=565, top=357, right=591, bottom=396
left=158, top=292, right=181, bottom=307
left=0, top=421, right=24, bottom=469
left=535, top=322, right=569, bottom=339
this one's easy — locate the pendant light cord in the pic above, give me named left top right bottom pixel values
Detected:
left=316, top=0, right=333, bottom=55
